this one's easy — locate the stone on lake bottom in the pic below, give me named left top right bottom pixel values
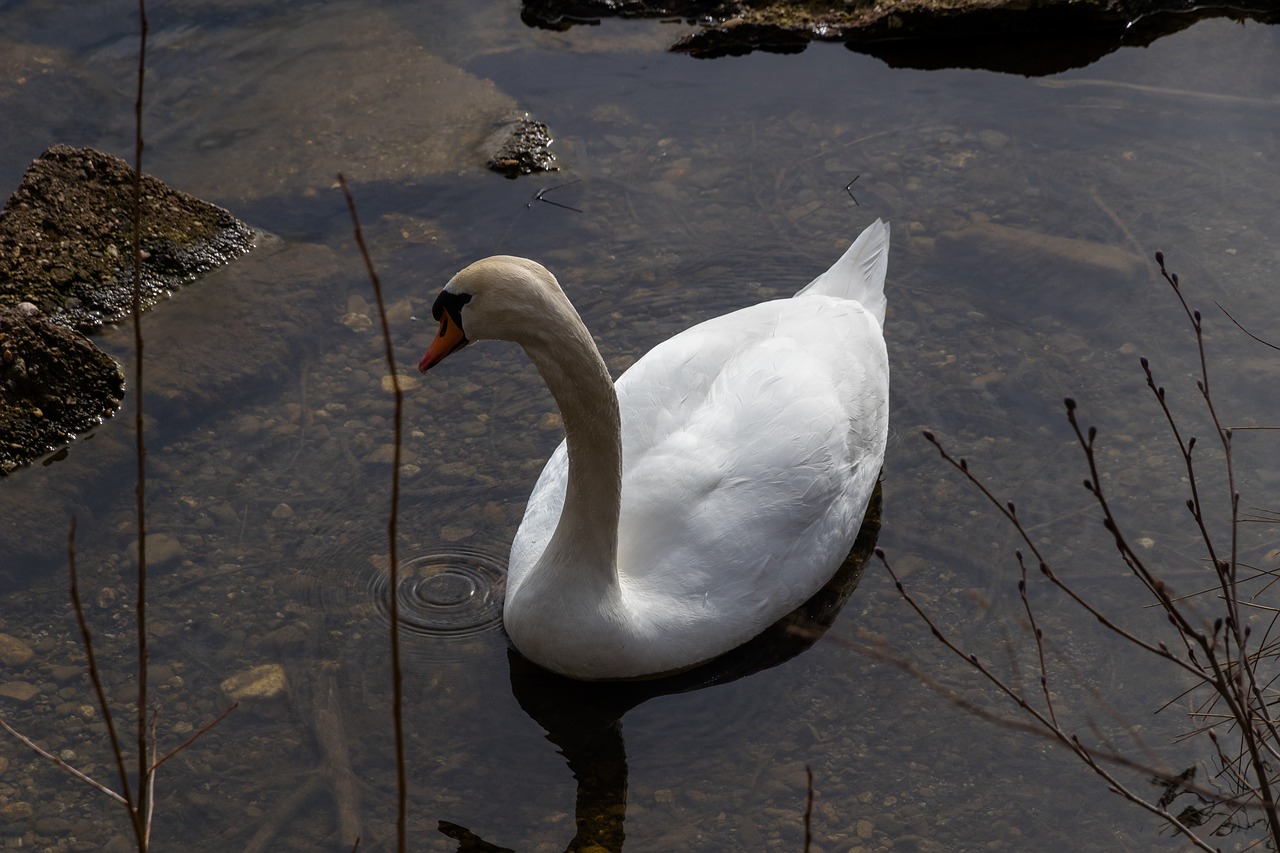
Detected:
left=220, top=663, right=288, bottom=702
left=0, top=681, right=40, bottom=703
left=0, top=633, right=34, bottom=666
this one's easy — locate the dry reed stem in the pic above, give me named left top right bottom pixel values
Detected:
left=68, top=517, right=140, bottom=827
left=802, top=765, right=814, bottom=853
left=129, top=1, right=151, bottom=845
left=337, top=173, right=408, bottom=853
left=0, top=716, right=126, bottom=806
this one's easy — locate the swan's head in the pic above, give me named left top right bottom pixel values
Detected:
left=419, top=256, right=570, bottom=372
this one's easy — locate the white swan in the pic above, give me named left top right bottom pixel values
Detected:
left=419, top=220, right=890, bottom=680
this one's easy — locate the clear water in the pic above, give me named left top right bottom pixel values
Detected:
left=2, top=2, right=1279, bottom=850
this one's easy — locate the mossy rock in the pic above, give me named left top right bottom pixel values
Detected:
left=0, top=144, right=255, bottom=332
left=0, top=144, right=256, bottom=476
left=0, top=303, right=123, bottom=475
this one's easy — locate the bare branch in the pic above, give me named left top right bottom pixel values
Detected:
left=69, top=516, right=142, bottom=836
left=0, top=716, right=127, bottom=805
left=336, top=174, right=407, bottom=853
left=893, top=250, right=1280, bottom=848
left=150, top=703, right=238, bottom=772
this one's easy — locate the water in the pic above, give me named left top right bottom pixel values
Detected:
left=1, top=2, right=1279, bottom=850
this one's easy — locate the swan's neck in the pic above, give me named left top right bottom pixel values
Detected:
left=522, top=315, right=622, bottom=591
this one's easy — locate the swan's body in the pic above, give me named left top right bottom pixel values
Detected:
left=420, top=220, right=890, bottom=680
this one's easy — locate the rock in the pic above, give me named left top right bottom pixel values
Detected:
left=220, top=663, right=288, bottom=702
left=0, top=302, right=124, bottom=475
left=0, top=144, right=254, bottom=331
left=126, top=531, right=185, bottom=568
left=0, top=801, right=34, bottom=820
left=0, top=143, right=265, bottom=476
left=486, top=115, right=559, bottom=178
left=342, top=311, right=373, bottom=333
left=776, top=759, right=812, bottom=791
left=0, top=633, right=34, bottom=666
left=381, top=373, right=420, bottom=393
left=0, top=681, right=40, bottom=702
left=100, top=835, right=136, bottom=853
left=34, top=816, right=72, bottom=835
left=521, top=0, right=1280, bottom=73
left=260, top=624, right=310, bottom=650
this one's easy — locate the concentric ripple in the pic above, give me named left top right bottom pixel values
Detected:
left=369, top=548, right=507, bottom=639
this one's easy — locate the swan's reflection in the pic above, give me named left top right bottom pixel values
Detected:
left=440, top=488, right=881, bottom=852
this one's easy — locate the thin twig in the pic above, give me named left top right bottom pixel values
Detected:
left=0, top=716, right=126, bottom=805
left=879, top=549, right=1220, bottom=851
left=130, top=0, right=152, bottom=844
left=1155, top=252, right=1280, bottom=835
left=1217, top=301, right=1280, bottom=353
left=69, top=516, right=142, bottom=838
left=834, top=626, right=1245, bottom=808
left=150, top=702, right=238, bottom=772
left=803, top=765, right=814, bottom=853
left=145, top=710, right=157, bottom=848
left=1016, top=548, right=1057, bottom=727
left=844, top=174, right=860, bottom=206
left=893, top=249, right=1280, bottom=848
left=337, top=173, right=407, bottom=853
left=921, top=429, right=1202, bottom=682
left=528, top=179, right=583, bottom=212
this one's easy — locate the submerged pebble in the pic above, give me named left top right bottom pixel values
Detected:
left=219, top=663, right=288, bottom=701
left=0, top=634, right=34, bottom=666
left=0, top=682, right=39, bottom=703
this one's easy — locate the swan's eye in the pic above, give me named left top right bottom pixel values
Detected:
left=432, top=290, right=473, bottom=331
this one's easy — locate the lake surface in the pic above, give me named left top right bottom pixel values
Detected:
left=2, top=2, right=1279, bottom=850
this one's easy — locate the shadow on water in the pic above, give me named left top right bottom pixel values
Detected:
left=436, top=485, right=882, bottom=852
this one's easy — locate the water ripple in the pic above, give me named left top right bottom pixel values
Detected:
left=369, top=548, right=507, bottom=639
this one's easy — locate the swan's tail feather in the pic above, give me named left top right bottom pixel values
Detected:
left=794, top=219, right=889, bottom=328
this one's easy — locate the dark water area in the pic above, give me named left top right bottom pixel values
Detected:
left=1, top=1, right=1278, bottom=850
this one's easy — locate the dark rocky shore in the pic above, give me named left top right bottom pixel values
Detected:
left=0, top=145, right=255, bottom=475
left=522, top=0, right=1280, bottom=72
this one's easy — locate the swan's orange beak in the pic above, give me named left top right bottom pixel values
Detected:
left=419, top=313, right=468, bottom=372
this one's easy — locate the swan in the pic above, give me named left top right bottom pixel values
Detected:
left=419, top=219, right=890, bottom=680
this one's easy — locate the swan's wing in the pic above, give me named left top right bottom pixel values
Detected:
left=615, top=305, right=886, bottom=632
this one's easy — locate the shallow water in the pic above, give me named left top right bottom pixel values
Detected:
left=2, top=2, right=1279, bottom=851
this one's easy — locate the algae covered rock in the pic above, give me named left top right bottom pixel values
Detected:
left=487, top=115, right=560, bottom=179
left=0, top=301, right=123, bottom=475
left=0, top=144, right=255, bottom=332
left=0, top=144, right=255, bottom=475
